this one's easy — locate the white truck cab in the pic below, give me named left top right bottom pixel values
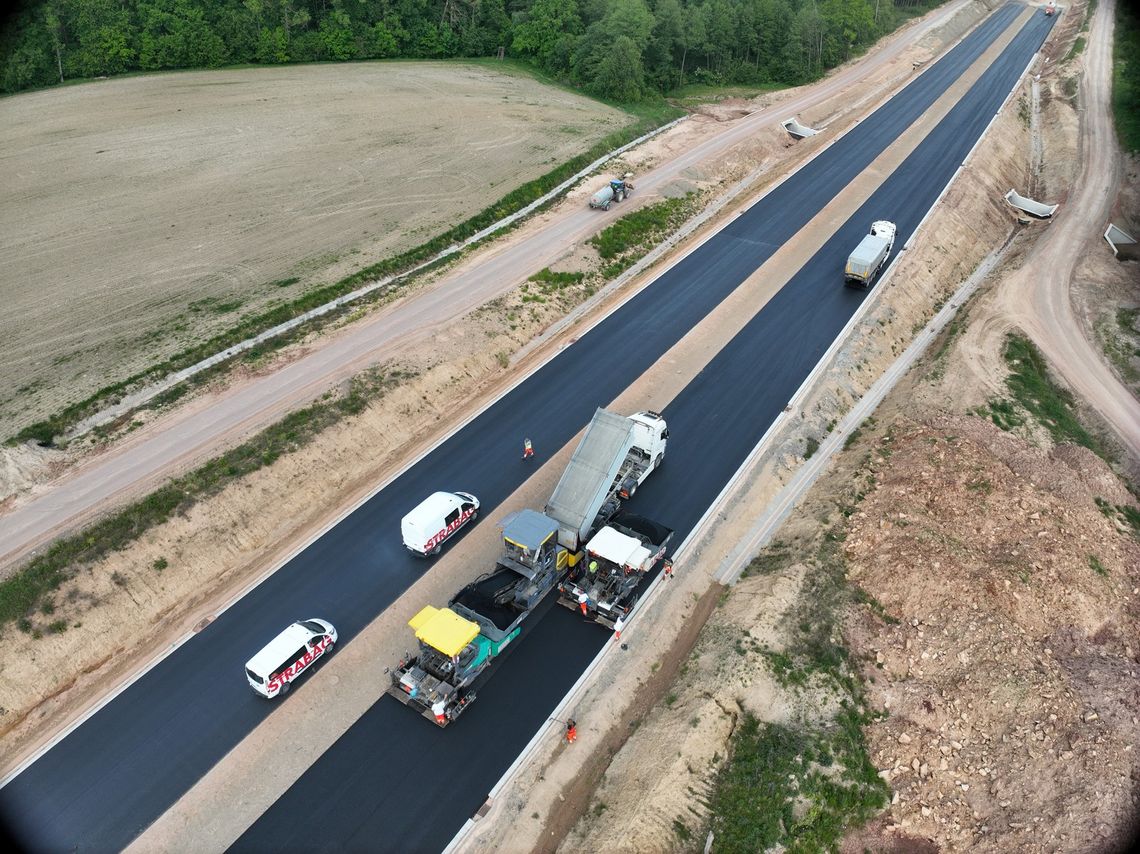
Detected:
left=401, top=491, right=480, bottom=556
left=628, top=411, right=668, bottom=468
left=245, top=618, right=337, bottom=698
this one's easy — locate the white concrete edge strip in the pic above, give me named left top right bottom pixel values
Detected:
left=444, top=35, right=1046, bottom=854
left=67, top=117, right=688, bottom=438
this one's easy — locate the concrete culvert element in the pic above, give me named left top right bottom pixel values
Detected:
left=1103, top=223, right=1138, bottom=259
left=781, top=117, right=820, bottom=139
left=1004, top=188, right=1059, bottom=218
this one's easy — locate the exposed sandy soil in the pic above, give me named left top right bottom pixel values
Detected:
left=0, top=62, right=624, bottom=434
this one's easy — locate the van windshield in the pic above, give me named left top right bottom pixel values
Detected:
left=298, top=620, right=325, bottom=634
left=245, top=668, right=264, bottom=685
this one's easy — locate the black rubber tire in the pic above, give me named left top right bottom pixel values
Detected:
left=278, top=681, right=290, bottom=696
left=654, top=453, right=663, bottom=469
left=431, top=544, right=442, bottom=556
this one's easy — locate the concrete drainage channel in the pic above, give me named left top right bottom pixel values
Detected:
left=443, top=37, right=1045, bottom=854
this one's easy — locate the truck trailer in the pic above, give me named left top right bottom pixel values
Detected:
left=844, top=220, right=896, bottom=288
left=545, top=409, right=668, bottom=558
left=387, top=509, right=564, bottom=726
left=558, top=511, right=673, bottom=627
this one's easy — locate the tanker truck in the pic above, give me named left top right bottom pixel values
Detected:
left=589, top=177, right=634, bottom=210
left=844, top=220, right=896, bottom=288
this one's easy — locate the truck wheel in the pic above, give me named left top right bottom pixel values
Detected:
left=655, top=453, right=663, bottom=469
left=431, top=544, right=442, bottom=556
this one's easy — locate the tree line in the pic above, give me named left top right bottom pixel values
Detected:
left=1, top=0, right=943, bottom=100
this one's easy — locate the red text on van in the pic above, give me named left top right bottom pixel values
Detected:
left=267, top=635, right=334, bottom=693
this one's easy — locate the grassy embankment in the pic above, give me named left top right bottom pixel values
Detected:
left=9, top=91, right=682, bottom=448
left=0, top=193, right=705, bottom=634
left=702, top=533, right=891, bottom=851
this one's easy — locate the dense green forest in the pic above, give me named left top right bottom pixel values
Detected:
left=0, top=0, right=942, bottom=99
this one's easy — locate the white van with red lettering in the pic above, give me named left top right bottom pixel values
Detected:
left=245, top=619, right=337, bottom=698
left=401, top=491, right=480, bottom=556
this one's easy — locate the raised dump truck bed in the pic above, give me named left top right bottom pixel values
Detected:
left=545, top=409, right=667, bottom=556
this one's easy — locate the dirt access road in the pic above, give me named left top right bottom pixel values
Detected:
left=0, top=0, right=974, bottom=572
left=962, top=0, right=1140, bottom=460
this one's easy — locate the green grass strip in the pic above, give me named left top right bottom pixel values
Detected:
left=1002, top=334, right=1100, bottom=452
left=0, top=367, right=406, bottom=630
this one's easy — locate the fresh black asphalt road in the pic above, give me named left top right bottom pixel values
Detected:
left=236, top=8, right=1054, bottom=854
left=0, top=5, right=1052, bottom=852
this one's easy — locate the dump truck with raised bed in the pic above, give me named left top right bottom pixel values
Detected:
left=387, top=509, right=564, bottom=726
left=558, top=511, right=673, bottom=628
left=589, top=178, right=634, bottom=210
left=844, top=220, right=896, bottom=288
left=545, top=409, right=668, bottom=559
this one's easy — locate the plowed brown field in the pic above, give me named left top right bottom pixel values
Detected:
left=0, top=62, right=625, bottom=434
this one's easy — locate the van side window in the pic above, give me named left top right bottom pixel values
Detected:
left=289, top=646, right=308, bottom=666
left=444, top=508, right=461, bottom=526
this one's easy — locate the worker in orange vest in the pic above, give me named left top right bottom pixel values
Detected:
left=522, top=437, right=534, bottom=459
left=566, top=719, right=577, bottom=743
left=432, top=699, right=447, bottom=725
left=578, top=590, right=589, bottom=616
left=614, top=615, right=625, bottom=640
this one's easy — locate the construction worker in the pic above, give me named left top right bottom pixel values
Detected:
left=578, top=590, right=590, bottom=617
left=522, top=437, right=534, bottom=459
left=432, top=699, right=447, bottom=726
left=663, top=559, right=674, bottom=580
left=566, top=719, right=577, bottom=743
left=614, top=615, right=625, bottom=640
left=588, top=559, right=599, bottom=575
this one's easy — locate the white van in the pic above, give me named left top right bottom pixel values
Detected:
left=401, top=491, right=480, bottom=556
left=245, top=618, right=337, bottom=698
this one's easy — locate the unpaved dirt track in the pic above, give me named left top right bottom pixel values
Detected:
left=976, top=0, right=1140, bottom=458
left=0, top=2, right=972, bottom=572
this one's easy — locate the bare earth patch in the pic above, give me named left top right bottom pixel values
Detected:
left=0, top=61, right=625, bottom=434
